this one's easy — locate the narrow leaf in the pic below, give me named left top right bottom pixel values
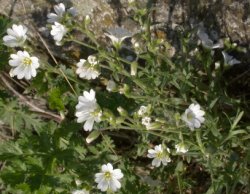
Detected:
left=86, top=130, right=101, bottom=144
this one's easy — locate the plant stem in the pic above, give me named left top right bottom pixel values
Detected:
left=177, top=173, right=183, bottom=194
left=67, top=38, right=97, bottom=50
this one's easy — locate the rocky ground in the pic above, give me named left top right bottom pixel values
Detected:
left=0, top=0, right=249, bottom=45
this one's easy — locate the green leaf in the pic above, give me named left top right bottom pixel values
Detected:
left=222, top=130, right=247, bottom=144
left=231, top=111, right=244, bottom=130
left=48, top=88, right=65, bottom=111
left=209, top=97, right=219, bottom=109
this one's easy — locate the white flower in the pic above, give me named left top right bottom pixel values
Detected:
left=47, top=3, right=65, bottom=23
left=138, top=106, right=147, bottom=116
left=147, top=144, right=171, bottom=167
left=76, top=56, right=100, bottom=80
left=222, top=51, right=241, bottom=66
left=3, top=24, right=27, bottom=47
left=50, top=22, right=68, bottom=45
left=75, top=89, right=102, bottom=131
left=197, top=28, right=223, bottom=49
left=142, top=116, right=151, bottom=128
left=95, top=163, right=124, bottom=192
left=8, top=51, right=40, bottom=80
left=134, top=42, right=140, bottom=48
left=67, top=7, right=77, bottom=17
left=47, top=3, right=77, bottom=23
left=106, top=80, right=116, bottom=92
left=182, top=103, right=205, bottom=130
left=175, top=143, right=188, bottom=153
left=105, top=27, right=132, bottom=46
left=72, top=189, right=89, bottom=194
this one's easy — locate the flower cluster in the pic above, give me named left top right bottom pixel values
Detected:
left=2, top=2, right=211, bottom=193
left=3, top=24, right=27, bottom=47
left=47, top=3, right=77, bottom=24
left=3, top=24, right=40, bottom=80
left=47, top=3, right=77, bottom=45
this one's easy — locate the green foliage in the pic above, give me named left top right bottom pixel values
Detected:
left=48, top=87, right=65, bottom=111
left=0, top=97, right=43, bottom=133
left=0, top=15, right=10, bottom=70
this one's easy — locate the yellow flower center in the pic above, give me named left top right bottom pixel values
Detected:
left=91, top=109, right=101, bottom=118
left=22, top=57, right=32, bottom=66
left=187, top=112, right=194, bottom=121
left=156, top=151, right=163, bottom=159
left=104, top=171, right=111, bottom=179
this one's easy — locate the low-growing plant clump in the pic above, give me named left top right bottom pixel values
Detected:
left=0, top=1, right=249, bottom=194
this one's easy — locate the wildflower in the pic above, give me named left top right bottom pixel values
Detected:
left=222, top=51, right=240, bottom=66
left=131, top=38, right=140, bottom=50
left=105, top=27, right=132, bottom=47
left=182, top=103, right=205, bottom=130
left=175, top=143, right=188, bottom=153
left=117, top=106, right=128, bottom=117
left=47, top=3, right=77, bottom=23
left=68, top=7, right=77, bottom=17
left=75, top=89, right=102, bottom=131
left=130, top=61, right=138, bottom=76
left=197, top=28, right=223, bottom=49
left=50, top=22, right=68, bottom=45
left=72, top=189, right=89, bottom=194
left=9, top=51, right=40, bottom=80
left=147, top=144, right=171, bottom=167
left=106, top=80, right=116, bottom=92
left=76, top=56, right=100, bottom=80
left=84, top=15, right=91, bottom=24
left=95, top=163, right=123, bottom=192
left=134, top=42, right=140, bottom=48
left=142, top=116, right=151, bottom=128
left=3, top=24, right=27, bottom=47
left=138, top=106, right=147, bottom=116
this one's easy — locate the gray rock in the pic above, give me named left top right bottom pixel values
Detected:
left=0, top=0, right=249, bottom=46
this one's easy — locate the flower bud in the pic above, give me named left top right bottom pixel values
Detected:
left=106, top=80, right=117, bottom=92
left=131, top=61, right=138, bottom=76
left=84, top=15, right=91, bottom=25
left=119, top=84, right=130, bottom=95
left=117, top=106, right=128, bottom=117
left=146, top=122, right=162, bottom=130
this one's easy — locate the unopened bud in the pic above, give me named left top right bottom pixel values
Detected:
left=106, top=80, right=116, bottom=92
left=84, top=15, right=91, bottom=25
left=131, top=61, right=138, bottom=76
left=117, top=106, right=128, bottom=117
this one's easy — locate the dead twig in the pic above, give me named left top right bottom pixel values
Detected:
left=0, top=73, right=62, bottom=123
